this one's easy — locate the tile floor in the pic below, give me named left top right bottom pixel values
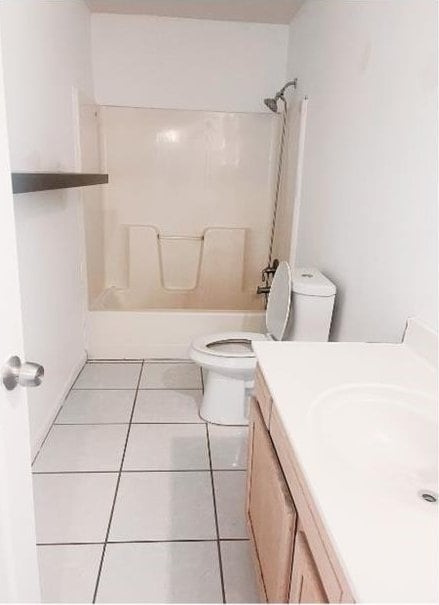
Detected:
left=32, top=360, right=261, bottom=603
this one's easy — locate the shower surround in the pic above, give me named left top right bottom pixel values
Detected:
left=83, top=106, right=278, bottom=357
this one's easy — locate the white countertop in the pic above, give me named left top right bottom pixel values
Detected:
left=252, top=339, right=438, bottom=603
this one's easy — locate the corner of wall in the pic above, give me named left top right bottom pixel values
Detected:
left=31, top=351, right=87, bottom=460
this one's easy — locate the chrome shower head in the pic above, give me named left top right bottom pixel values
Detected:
left=263, top=78, right=298, bottom=113
left=264, top=97, right=279, bottom=113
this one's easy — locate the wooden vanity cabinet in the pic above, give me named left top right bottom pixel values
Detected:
left=246, top=400, right=296, bottom=602
left=289, top=524, right=328, bottom=603
left=247, top=366, right=354, bottom=604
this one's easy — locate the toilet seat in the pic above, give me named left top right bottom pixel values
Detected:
left=192, top=331, right=267, bottom=359
left=191, top=261, right=292, bottom=362
left=265, top=261, right=292, bottom=341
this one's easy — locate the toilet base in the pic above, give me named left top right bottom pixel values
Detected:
left=200, top=370, right=253, bottom=425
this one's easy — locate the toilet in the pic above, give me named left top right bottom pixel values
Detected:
left=189, top=262, right=336, bottom=425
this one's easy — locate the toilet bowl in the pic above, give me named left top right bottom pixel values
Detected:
left=189, top=263, right=336, bottom=425
left=190, top=332, right=268, bottom=424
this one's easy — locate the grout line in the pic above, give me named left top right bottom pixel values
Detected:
left=37, top=538, right=250, bottom=547
left=86, top=359, right=143, bottom=363
left=206, top=423, right=227, bottom=604
left=53, top=417, right=245, bottom=428
left=92, top=361, right=144, bottom=603
left=71, top=387, right=141, bottom=391
left=142, top=360, right=194, bottom=364
left=106, top=538, right=249, bottom=544
left=105, top=538, right=215, bottom=545
left=131, top=420, right=206, bottom=425
left=54, top=422, right=131, bottom=426
left=51, top=418, right=246, bottom=428
left=87, top=359, right=194, bottom=364
left=72, top=387, right=203, bottom=391
left=33, top=471, right=119, bottom=475
left=32, top=468, right=246, bottom=475
left=53, top=421, right=206, bottom=426
left=38, top=542, right=106, bottom=547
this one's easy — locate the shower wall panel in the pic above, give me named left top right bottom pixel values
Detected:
left=98, top=107, right=278, bottom=310
left=77, top=92, right=106, bottom=303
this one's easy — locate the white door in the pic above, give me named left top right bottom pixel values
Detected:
left=0, top=41, right=40, bottom=602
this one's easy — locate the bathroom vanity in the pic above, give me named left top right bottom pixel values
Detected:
left=247, top=367, right=354, bottom=603
left=246, top=320, right=438, bottom=603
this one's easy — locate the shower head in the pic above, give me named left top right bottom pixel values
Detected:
left=264, top=97, right=279, bottom=113
left=263, top=78, right=298, bottom=113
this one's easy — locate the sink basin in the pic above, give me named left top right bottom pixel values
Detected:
left=309, top=384, right=438, bottom=490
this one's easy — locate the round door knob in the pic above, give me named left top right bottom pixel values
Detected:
left=2, top=356, right=45, bottom=391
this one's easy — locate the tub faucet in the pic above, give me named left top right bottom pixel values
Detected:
left=261, top=259, right=279, bottom=283
left=257, top=259, right=279, bottom=298
left=256, top=285, right=271, bottom=295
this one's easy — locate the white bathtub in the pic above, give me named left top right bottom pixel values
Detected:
left=87, top=292, right=265, bottom=359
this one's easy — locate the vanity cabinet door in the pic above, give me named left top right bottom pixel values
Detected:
left=247, top=400, right=297, bottom=602
left=289, top=525, right=329, bottom=603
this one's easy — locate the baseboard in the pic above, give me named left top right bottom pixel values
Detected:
left=31, top=351, right=87, bottom=460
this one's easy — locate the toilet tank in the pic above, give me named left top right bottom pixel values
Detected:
left=284, top=268, right=336, bottom=342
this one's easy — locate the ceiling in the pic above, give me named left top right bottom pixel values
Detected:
left=86, top=0, right=305, bottom=24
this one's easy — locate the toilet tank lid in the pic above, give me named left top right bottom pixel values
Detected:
left=292, top=268, right=336, bottom=297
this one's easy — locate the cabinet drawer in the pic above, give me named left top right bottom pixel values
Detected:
left=254, top=365, right=273, bottom=427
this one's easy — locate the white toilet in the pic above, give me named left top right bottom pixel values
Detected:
left=189, top=263, right=336, bottom=425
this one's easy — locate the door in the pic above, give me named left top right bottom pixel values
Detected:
left=0, top=40, right=40, bottom=602
left=289, top=525, right=328, bottom=604
left=247, top=399, right=296, bottom=602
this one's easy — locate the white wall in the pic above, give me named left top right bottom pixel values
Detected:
left=91, top=13, right=288, bottom=112
left=287, top=0, right=438, bottom=342
left=0, top=0, right=94, bottom=452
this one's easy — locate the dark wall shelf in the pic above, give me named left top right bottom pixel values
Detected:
left=11, top=172, right=109, bottom=194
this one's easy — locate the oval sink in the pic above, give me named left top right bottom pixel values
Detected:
left=309, top=384, right=437, bottom=488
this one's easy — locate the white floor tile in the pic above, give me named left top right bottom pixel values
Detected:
left=140, top=363, right=202, bottom=389
left=214, top=471, right=248, bottom=539
left=109, top=472, right=216, bottom=541
left=133, top=389, right=203, bottom=423
left=208, top=425, right=248, bottom=470
left=74, top=363, right=141, bottom=389
left=96, top=542, right=222, bottom=603
left=38, top=544, right=103, bottom=603
left=56, top=389, right=135, bottom=424
left=123, top=424, right=209, bottom=471
left=33, top=425, right=128, bottom=472
left=33, top=473, right=117, bottom=543
left=220, top=541, right=262, bottom=603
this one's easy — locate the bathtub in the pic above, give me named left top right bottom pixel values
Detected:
left=87, top=288, right=265, bottom=359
